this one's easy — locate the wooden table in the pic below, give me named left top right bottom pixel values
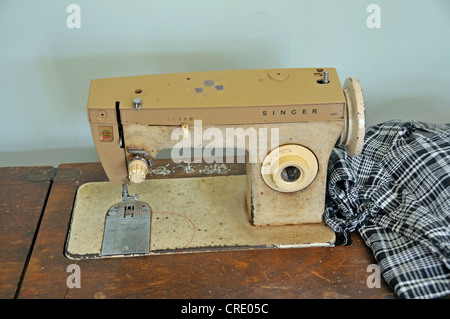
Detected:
left=0, top=166, right=52, bottom=299
left=1, top=162, right=395, bottom=300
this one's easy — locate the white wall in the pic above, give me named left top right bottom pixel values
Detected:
left=1, top=0, right=449, bottom=166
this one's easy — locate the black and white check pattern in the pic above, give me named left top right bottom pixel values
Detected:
left=324, top=120, right=450, bottom=299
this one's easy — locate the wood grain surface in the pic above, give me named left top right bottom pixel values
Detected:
left=0, top=166, right=52, bottom=298
left=16, top=162, right=395, bottom=299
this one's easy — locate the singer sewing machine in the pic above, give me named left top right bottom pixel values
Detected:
left=65, top=68, right=364, bottom=259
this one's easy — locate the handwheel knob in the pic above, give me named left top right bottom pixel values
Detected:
left=341, top=77, right=365, bottom=156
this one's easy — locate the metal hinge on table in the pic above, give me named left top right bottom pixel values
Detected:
left=25, top=168, right=81, bottom=182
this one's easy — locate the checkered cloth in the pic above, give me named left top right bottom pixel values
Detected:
left=324, top=120, right=450, bottom=299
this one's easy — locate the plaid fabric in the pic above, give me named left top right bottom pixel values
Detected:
left=324, top=120, right=450, bottom=299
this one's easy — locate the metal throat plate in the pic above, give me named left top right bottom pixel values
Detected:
left=101, top=201, right=151, bottom=256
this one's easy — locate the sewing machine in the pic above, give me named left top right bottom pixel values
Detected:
left=65, top=68, right=364, bottom=259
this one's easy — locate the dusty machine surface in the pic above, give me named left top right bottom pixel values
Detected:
left=65, top=68, right=365, bottom=259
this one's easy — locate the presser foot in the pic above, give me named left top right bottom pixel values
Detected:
left=101, top=200, right=152, bottom=257
left=100, top=182, right=151, bottom=257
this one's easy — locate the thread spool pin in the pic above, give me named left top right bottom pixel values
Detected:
left=323, top=71, right=329, bottom=83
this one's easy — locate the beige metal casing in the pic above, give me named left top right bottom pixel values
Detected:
left=87, top=68, right=361, bottom=226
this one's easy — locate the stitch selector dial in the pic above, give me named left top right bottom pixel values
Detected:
left=261, top=144, right=319, bottom=193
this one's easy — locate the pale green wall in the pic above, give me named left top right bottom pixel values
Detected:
left=1, top=0, right=449, bottom=166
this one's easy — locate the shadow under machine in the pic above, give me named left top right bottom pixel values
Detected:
left=65, top=68, right=365, bottom=259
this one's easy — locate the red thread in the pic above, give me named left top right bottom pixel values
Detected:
left=152, top=211, right=197, bottom=253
